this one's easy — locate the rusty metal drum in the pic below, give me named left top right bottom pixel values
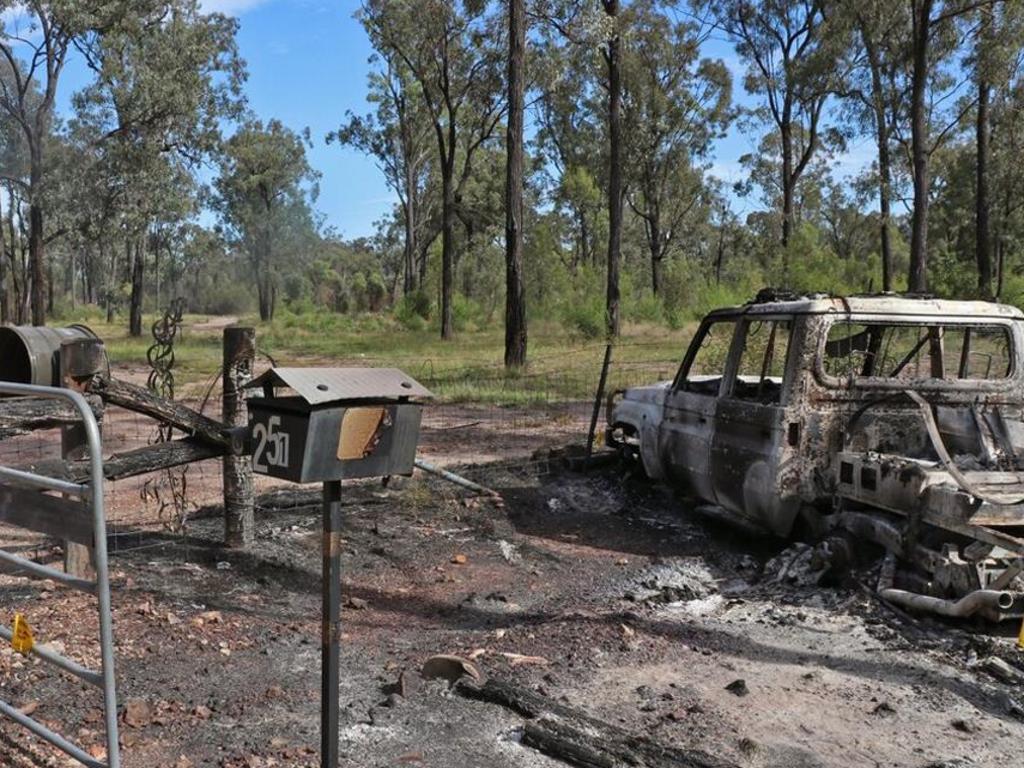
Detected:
left=0, top=325, right=100, bottom=386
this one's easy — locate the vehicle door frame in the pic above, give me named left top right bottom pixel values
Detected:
left=658, top=312, right=745, bottom=502
left=710, top=313, right=797, bottom=525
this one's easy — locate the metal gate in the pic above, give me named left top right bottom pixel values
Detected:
left=0, top=382, right=120, bottom=768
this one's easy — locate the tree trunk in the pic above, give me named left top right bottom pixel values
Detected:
left=129, top=239, right=144, bottom=337
left=715, top=224, right=726, bottom=285
left=908, top=0, right=933, bottom=293
left=504, top=0, right=527, bottom=369
left=28, top=198, right=45, bottom=326
left=976, top=82, right=991, bottom=297
left=0, top=191, right=7, bottom=325
left=440, top=169, right=455, bottom=340
left=975, top=15, right=992, bottom=298
left=877, top=128, right=894, bottom=292
left=604, top=0, right=622, bottom=339
left=864, top=38, right=894, bottom=292
left=403, top=197, right=416, bottom=296
left=780, top=114, right=793, bottom=275
left=649, top=215, right=662, bottom=295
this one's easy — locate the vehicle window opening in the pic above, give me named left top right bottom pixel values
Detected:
left=733, top=319, right=792, bottom=404
left=824, top=322, right=1011, bottom=383
left=678, top=319, right=736, bottom=395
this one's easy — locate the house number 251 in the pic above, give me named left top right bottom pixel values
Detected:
left=253, top=415, right=290, bottom=472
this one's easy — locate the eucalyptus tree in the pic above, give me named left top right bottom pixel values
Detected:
left=0, top=2, right=82, bottom=324
left=902, top=0, right=1002, bottom=292
left=330, top=51, right=434, bottom=297
left=971, top=1, right=1024, bottom=296
left=533, top=36, right=603, bottom=270
left=360, top=0, right=506, bottom=340
left=836, top=0, right=911, bottom=291
left=708, top=0, right=846, bottom=274
left=214, top=119, right=320, bottom=321
left=622, top=0, right=732, bottom=295
left=602, top=0, right=623, bottom=336
left=74, top=0, right=245, bottom=334
left=505, top=0, right=527, bottom=367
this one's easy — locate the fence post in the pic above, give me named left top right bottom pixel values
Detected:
left=60, top=337, right=106, bottom=578
left=223, top=326, right=255, bottom=547
left=586, top=344, right=614, bottom=459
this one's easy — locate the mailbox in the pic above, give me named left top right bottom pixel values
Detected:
left=245, top=367, right=432, bottom=483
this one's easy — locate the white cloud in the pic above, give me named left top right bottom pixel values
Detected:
left=200, top=0, right=273, bottom=16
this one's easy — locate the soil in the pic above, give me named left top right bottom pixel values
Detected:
left=1, top=460, right=1023, bottom=768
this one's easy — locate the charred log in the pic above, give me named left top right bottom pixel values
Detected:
left=22, top=438, right=224, bottom=484
left=86, top=375, right=229, bottom=447
left=0, top=395, right=104, bottom=440
left=457, top=677, right=737, bottom=768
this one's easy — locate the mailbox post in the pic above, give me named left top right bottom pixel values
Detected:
left=245, top=368, right=432, bottom=768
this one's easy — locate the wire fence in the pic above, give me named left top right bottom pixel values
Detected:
left=0, top=341, right=682, bottom=549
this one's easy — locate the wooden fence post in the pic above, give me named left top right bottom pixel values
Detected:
left=223, top=326, right=255, bottom=547
left=61, top=338, right=106, bottom=578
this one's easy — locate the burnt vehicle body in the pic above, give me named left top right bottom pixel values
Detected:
left=608, top=294, right=1024, bottom=620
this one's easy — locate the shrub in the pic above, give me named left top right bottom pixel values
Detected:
left=561, top=294, right=606, bottom=339
left=628, top=293, right=664, bottom=324
left=198, top=284, right=253, bottom=316
left=394, top=297, right=428, bottom=331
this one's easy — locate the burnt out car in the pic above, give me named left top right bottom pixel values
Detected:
left=608, top=293, right=1024, bottom=620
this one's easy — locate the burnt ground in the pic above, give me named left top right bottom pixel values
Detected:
left=1, top=459, right=1023, bottom=768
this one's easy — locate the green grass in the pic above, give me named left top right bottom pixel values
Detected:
left=66, top=309, right=697, bottom=404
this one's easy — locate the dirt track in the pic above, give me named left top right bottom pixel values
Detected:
left=1, top=461, right=1022, bottom=767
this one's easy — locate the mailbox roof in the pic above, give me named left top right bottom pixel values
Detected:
left=247, top=367, right=432, bottom=404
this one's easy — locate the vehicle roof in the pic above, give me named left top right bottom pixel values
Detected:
left=705, top=293, right=1024, bottom=321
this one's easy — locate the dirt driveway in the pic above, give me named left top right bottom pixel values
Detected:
left=1, top=462, right=1021, bottom=767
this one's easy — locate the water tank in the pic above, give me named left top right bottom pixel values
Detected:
left=0, top=325, right=100, bottom=386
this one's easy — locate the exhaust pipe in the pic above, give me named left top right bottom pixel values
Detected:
left=879, top=587, right=1014, bottom=621
left=877, top=552, right=1015, bottom=621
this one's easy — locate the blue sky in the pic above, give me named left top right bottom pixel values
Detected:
left=39, top=0, right=873, bottom=238
left=206, top=0, right=391, bottom=238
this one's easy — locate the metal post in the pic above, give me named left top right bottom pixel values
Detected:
left=223, top=326, right=256, bottom=547
left=321, top=480, right=342, bottom=768
left=586, top=344, right=614, bottom=459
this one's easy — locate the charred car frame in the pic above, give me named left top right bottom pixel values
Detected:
left=609, top=293, right=1024, bottom=621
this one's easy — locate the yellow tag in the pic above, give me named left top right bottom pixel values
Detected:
left=1018, top=616, right=1024, bottom=650
left=11, top=613, right=34, bottom=656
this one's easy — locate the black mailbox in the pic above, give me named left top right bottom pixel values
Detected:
left=245, top=367, right=432, bottom=483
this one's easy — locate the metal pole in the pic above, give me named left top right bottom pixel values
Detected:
left=586, top=344, right=614, bottom=459
left=321, top=480, right=342, bottom=768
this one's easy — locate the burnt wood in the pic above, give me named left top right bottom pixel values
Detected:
left=22, top=438, right=225, bottom=484
left=457, top=677, right=737, bottom=768
left=86, top=375, right=229, bottom=447
left=0, top=395, right=104, bottom=440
